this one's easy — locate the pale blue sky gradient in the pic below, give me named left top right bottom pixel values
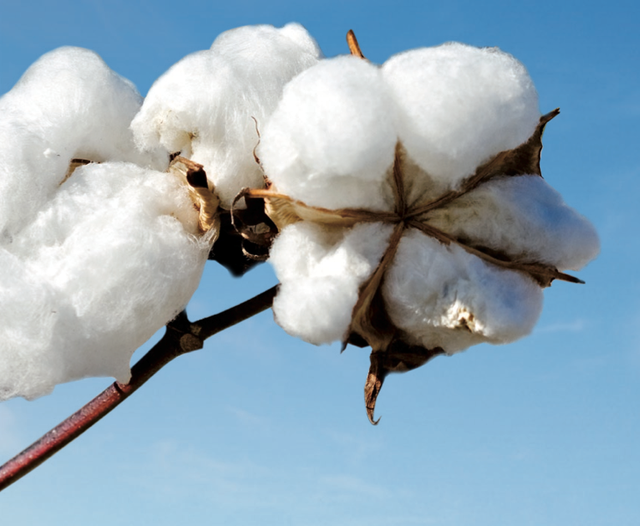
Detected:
left=1, top=1, right=639, bottom=524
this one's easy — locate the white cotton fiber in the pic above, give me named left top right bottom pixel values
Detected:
left=382, top=229, right=543, bottom=354
left=383, top=43, right=540, bottom=187
left=259, top=56, right=397, bottom=211
left=425, top=175, right=601, bottom=271
left=131, top=23, right=322, bottom=206
left=270, top=222, right=393, bottom=345
left=0, top=162, right=211, bottom=401
left=0, top=47, right=161, bottom=242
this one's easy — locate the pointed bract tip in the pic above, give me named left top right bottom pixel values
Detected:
left=367, top=410, right=381, bottom=426
left=541, top=108, right=561, bottom=125
left=346, top=29, right=366, bottom=59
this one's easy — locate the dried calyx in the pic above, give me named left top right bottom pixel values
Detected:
left=168, top=156, right=220, bottom=235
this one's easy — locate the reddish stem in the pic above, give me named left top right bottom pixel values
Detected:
left=0, top=286, right=277, bottom=492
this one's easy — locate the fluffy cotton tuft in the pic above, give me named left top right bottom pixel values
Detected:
left=270, top=222, right=393, bottom=345
left=0, top=48, right=212, bottom=401
left=0, top=162, right=211, bottom=401
left=258, top=56, right=397, bottom=211
left=382, top=230, right=543, bottom=354
left=0, top=47, right=163, bottom=242
left=131, top=23, right=322, bottom=206
left=383, top=43, right=540, bottom=188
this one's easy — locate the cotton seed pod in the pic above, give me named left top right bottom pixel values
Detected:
left=241, top=38, right=599, bottom=423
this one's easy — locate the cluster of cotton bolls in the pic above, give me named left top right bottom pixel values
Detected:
left=259, top=44, right=600, bottom=353
left=0, top=23, right=321, bottom=401
left=0, top=23, right=599, bottom=402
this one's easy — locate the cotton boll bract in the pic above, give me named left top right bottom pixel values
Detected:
left=131, top=23, right=322, bottom=206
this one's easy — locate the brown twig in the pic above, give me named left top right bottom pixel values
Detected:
left=0, top=286, right=277, bottom=492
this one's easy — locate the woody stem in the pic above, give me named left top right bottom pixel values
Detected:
left=0, top=286, right=277, bottom=492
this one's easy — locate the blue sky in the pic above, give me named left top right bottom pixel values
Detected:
left=1, top=0, right=639, bottom=524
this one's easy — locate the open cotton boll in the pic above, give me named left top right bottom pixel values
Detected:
left=383, top=229, right=543, bottom=354
left=270, top=222, right=393, bottom=345
left=259, top=56, right=397, bottom=211
left=131, top=23, right=322, bottom=206
left=0, top=47, right=159, bottom=240
left=425, top=176, right=601, bottom=271
left=0, top=162, right=211, bottom=401
left=383, top=43, right=540, bottom=188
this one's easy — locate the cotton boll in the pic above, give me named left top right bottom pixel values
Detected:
left=0, top=47, right=159, bottom=240
left=383, top=43, right=540, bottom=188
left=383, top=229, right=543, bottom=353
left=0, top=163, right=211, bottom=401
left=259, top=56, right=397, bottom=211
left=425, top=175, right=601, bottom=271
left=131, top=23, right=321, bottom=206
left=270, top=221, right=393, bottom=344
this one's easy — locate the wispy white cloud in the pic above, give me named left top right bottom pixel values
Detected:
left=323, top=428, right=383, bottom=464
left=535, top=318, right=586, bottom=334
left=318, top=473, right=387, bottom=499
left=224, top=405, right=271, bottom=427
left=124, top=438, right=438, bottom=526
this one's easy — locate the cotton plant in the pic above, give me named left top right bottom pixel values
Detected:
left=0, top=26, right=599, bottom=490
left=237, top=33, right=600, bottom=422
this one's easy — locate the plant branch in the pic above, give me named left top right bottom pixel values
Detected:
left=0, top=285, right=277, bottom=492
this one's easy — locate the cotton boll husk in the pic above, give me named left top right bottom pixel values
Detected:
left=270, top=221, right=393, bottom=345
left=425, top=175, right=601, bottom=271
left=383, top=43, right=540, bottom=190
left=383, top=229, right=543, bottom=354
left=131, top=23, right=321, bottom=206
left=258, top=56, right=397, bottom=211
left=0, top=47, right=159, bottom=240
left=0, top=162, right=211, bottom=401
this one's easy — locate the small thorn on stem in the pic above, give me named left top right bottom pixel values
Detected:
left=347, top=30, right=366, bottom=59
